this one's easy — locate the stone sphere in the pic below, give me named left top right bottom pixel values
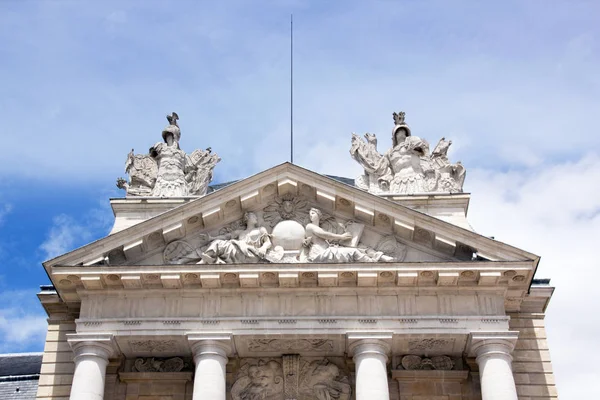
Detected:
left=271, top=220, right=305, bottom=250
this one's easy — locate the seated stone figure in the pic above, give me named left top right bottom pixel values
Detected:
left=303, top=208, right=392, bottom=263
left=175, top=211, right=272, bottom=264
left=200, top=211, right=272, bottom=264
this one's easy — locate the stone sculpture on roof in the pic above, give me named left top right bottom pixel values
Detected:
left=350, top=111, right=466, bottom=195
left=117, top=112, right=220, bottom=197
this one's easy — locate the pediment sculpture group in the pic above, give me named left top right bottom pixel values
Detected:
left=117, top=110, right=466, bottom=198
left=350, top=111, right=466, bottom=194
left=166, top=204, right=406, bottom=265
left=117, top=112, right=221, bottom=197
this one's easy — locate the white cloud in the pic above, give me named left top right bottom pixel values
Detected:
left=39, top=200, right=113, bottom=261
left=466, top=153, right=600, bottom=398
left=39, top=214, right=94, bottom=260
left=0, top=202, right=12, bottom=225
left=0, top=289, right=47, bottom=353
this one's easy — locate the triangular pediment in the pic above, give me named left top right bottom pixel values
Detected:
left=45, top=163, right=538, bottom=274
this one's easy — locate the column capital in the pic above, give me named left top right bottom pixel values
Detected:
left=67, top=333, right=118, bottom=361
left=346, top=332, right=392, bottom=362
left=467, top=331, right=519, bottom=359
left=186, top=332, right=233, bottom=359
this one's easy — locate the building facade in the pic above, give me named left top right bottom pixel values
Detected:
left=35, top=113, right=557, bottom=400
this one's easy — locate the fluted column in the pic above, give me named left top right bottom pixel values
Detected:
left=67, top=334, right=117, bottom=400
left=187, top=333, right=232, bottom=400
left=469, top=332, right=519, bottom=400
left=347, top=333, right=392, bottom=400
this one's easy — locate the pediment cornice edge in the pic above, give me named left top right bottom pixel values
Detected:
left=43, top=163, right=538, bottom=271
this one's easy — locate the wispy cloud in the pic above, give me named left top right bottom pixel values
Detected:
left=0, top=288, right=47, bottom=353
left=467, top=153, right=600, bottom=399
left=0, top=202, right=12, bottom=225
left=39, top=200, right=113, bottom=261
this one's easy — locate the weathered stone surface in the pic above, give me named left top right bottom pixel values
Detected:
left=350, top=111, right=465, bottom=195
left=117, top=113, right=220, bottom=197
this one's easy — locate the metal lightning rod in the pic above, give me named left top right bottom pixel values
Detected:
left=290, top=14, right=294, bottom=164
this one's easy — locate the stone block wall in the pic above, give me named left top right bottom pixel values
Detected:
left=35, top=320, right=76, bottom=400
left=509, top=313, right=558, bottom=399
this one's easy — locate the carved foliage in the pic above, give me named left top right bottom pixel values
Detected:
left=400, top=355, right=454, bottom=371
left=248, top=339, right=334, bottom=352
left=133, top=357, right=186, bottom=372
left=130, top=340, right=178, bottom=353
left=408, top=338, right=455, bottom=351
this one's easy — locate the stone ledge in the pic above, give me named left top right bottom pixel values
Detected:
left=118, top=372, right=193, bottom=383
left=392, top=369, right=469, bottom=382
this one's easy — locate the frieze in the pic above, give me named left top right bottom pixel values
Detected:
left=400, top=355, right=455, bottom=371
left=247, top=339, right=333, bottom=352
left=130, top=340, right=178, bottom=353
left=165, top=207, right=400, bottom=265
left=232, top=357, right=350, bottom=400
left=407, top=338, right=455, bottom=351
left=133, top=357, right=187, bottom=372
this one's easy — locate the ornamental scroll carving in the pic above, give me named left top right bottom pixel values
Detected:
left=400, top=355, right=455, bottom=371
left=247, top=339, right=334, bottom=352
left=232, top=357, right=350, bottom=400
left=133, top=357, right=186, bottom=372
left=350, top=111, right=466, bottom=195
left=117, top=112, right=220, bottom=197
left=130, top=340, right=178, bottom=353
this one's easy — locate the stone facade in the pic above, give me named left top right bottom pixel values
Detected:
left=34, top=117, right=557, bottom=399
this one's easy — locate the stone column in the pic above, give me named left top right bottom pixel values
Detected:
left=469, top=332, right=519, bottom=400
left=187, top=333, right=232, bottom=400
left=67, top=334, right=117, bottom=400
left=347, top=333, right=392, bottom=400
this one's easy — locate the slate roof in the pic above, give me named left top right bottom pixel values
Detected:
left=208, top=175, right=355, bottom=193
left=0, top=379, right=39, bottom=400
left=0, top=353, right=42, bottom=400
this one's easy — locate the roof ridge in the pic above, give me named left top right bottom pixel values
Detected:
left=0, top=352, right=43, bottom=357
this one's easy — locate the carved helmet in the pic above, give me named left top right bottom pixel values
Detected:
left=162, top=124, right=181, bottom=143
left=162, top=112, right=181, bottom=143
left=391, top=111, right=412, bottom=147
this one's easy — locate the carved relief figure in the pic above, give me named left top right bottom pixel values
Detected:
left=298, top=359, right=351, bottom=400
left=231, top=360, right=284, bottom=400
left=303, top=208, right=393, bottom=263
left=349, top=111, right=466, bottom=195
left=117, top=112, right=220, bottom=197
left=196, top=211, right=273, bottom=264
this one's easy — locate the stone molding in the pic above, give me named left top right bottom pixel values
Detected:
left=66, top=333, right=119, bottom=361
left=347, top=332, right=393, bottom=364
left=392, top=369, right=469, bottom=382
left=466, top=331, right=519, bottom=359
left=119, top=371, right=193, bottom=383
left=54, top=262, right=533, bottom=292
left=187, top=332, right=233, bottom=362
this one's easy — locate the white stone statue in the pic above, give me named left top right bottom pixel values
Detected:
left=350, top=111, right=466, bottom=195
left=196, top=211, right=273, bottom=264
left=117, top=112, right=220, bottom=197
left=302, top=208, right=393, bottom=263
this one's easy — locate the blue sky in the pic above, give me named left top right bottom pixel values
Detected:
left=0, top=0, right=599, bottom=397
